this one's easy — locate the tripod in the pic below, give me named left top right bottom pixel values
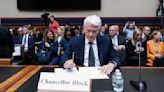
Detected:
left=130, top=44, right=147, bottom=92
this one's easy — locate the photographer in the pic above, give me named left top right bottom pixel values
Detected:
left=156, top=0, right=164, bottom=16
left=123, top=21, right=139, bottom=42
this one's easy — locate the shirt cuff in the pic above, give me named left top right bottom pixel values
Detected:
left=109, top=61, right=117, bottom=68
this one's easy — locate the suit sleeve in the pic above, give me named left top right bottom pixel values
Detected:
left=59, top=40, right=73, bottom=67
left=108, top=37, right=121, bottom=66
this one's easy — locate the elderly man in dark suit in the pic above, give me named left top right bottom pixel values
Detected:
left=60, top=15, right=120, bottom=74
left=0, top=25, right=14, bottom=58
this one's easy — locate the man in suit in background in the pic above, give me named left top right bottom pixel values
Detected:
left=60, top=15, right=120, bottom=74
left=17, top=25, right=36, bottom=64
left=0, top=25, right=14, bottom=58
left=108, top=25, right=127, bottom=65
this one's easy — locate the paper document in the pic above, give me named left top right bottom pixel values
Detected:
left=54, top=67, right=109, bottom=79
left=13, top=44, right=21, bottom=56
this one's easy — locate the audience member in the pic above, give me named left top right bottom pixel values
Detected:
left=49, top=15, right=60, bottom=33
left=147, top=31, right=164, bottom=66
left=109, top=25, right=127, bottom=65
left=100, top=26, right=106, bottom=36
left=37, top=29, right=58, bottom=64
left=141, top=26, right=151, bottom=42
left=123, top=21, right=139, bottom=42
left=73, top=26, right=81, bottom=36
left=126, top=31, right=146, bottom=66
left=17, top=25, right=36, bottom=64
left=160, top=29, right=164, bottom=42
left=60, top=28, right=75, bottom=54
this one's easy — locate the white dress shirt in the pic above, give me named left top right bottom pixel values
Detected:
left=111, top=35, right=118, bottom=49
left=22, top=33, right=29, bottom=51
left=83, top=37, right=100, bottom=67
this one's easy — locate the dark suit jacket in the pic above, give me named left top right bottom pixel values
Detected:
left=0, top=26, right=14, bottom=58
left=17, top=34, right=36, bottom=59
left=118, top=35, right=126, bottom=45
left=60, top=35, right=120, bottom=67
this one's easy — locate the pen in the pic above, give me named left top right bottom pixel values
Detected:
left=72, top=52, right=79, bottom=71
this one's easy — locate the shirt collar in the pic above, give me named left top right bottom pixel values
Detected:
left=85, top=37, right=97, bottom=45
left=112, top=35, right=118, bottom=39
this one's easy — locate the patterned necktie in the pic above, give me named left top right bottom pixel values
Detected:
left=88, top=42, right=95, bottom=66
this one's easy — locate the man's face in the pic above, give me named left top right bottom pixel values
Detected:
left=22, top=27, right=29, bottom=34
left=143, top=27, right=151, bottom=35
left=84, top=24, right=99, bottom=42
left=101, top=26, right=105, bottom=32
left=109, top=26, right=117, bottom=37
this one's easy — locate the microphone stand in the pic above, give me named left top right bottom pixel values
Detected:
left=130, top=43, right=147, bottom=92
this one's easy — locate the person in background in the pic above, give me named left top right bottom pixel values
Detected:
left=17, top=25, right=36, bottom=64
left=73, top=26, right=81, bottom=36
left=56, top=27, right=65, bottom=56
left=123, top=21, right=139, bottom=42
left=33, top=27, right=43, bottom=48
left=60, top=28, right=75, bottom=54
left=17, top=26, right=24, bottom=36
left=0, top=25, right=14, bottom=58
left=147, top=31, right=164, bottom=66
left=141, top=26, right=151, bottom=42
left=49, top=15, right=60, bottom=33
left=64, top=23, right=69, bottom=31
left=37, top=29, right=58, bottom=64
left=126, top=31, right=146, bottom=66
left=9, top=28, right=19, bottom=45
left=100, top=26, right=106, bottom=36
left=60, top=15, right=120, bottom=74
left=160, top=29, right=164, bottom=42
left=108, top=25, right=127, bottom=65
left=104, top=23, right=109, bottom=34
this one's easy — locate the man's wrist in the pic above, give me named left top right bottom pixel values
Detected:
left=109, top=61, right=117, bottom=68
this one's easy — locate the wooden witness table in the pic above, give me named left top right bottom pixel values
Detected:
left=0, top=65, right=36, bottom=92
left=3, top=66, right=164, bottom=92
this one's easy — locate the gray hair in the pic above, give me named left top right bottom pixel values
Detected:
left=83, top=15, right=102, bottom=29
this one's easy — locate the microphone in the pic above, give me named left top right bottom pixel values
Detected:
left=130, top=42, right=147, bottom=91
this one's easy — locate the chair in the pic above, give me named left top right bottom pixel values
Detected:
left=0, top=58, right=12, bottom=65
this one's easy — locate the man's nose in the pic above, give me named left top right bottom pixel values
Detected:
left=89, top=32, right=93, bottom=36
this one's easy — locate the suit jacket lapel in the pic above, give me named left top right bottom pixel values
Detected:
left=97, top=36, right=103, bottom=65
left=79, top=35, right=85, bottom=65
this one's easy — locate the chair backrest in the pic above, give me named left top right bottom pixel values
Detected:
left=0, top=58, right=12, bottom=65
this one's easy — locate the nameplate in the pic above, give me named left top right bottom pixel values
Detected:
left=37, top=72, right=90, bottom=92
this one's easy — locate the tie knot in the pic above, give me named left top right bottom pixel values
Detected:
left=88, top=42, right=93, bottom=45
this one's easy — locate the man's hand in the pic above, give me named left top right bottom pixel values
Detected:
left=116, top=45, right=125, bottom=51
left=98, top=63, right=115, bottom=74
left=64, top=59, right=75, bottom=69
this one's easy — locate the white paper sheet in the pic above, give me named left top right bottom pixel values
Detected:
left=54, top=67, right=109, bottom=79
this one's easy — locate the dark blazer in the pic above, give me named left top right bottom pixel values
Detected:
left=0, top=26, right=14, bottom=58
left=118, top=35, right=126, bottom=45
left=17, top=34, right=36, bottom=59
left=60, top=35, right=120, bottom=67
left=126, top=41, right=146, bottom=57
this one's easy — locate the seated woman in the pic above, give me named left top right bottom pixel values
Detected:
left=60, top=28, right=75, bottom=55
left=126, top=31, right=146, bottom=66
left=147, top=31, right=164, bottom=66
left=37, top=29, right=58, bottom=64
